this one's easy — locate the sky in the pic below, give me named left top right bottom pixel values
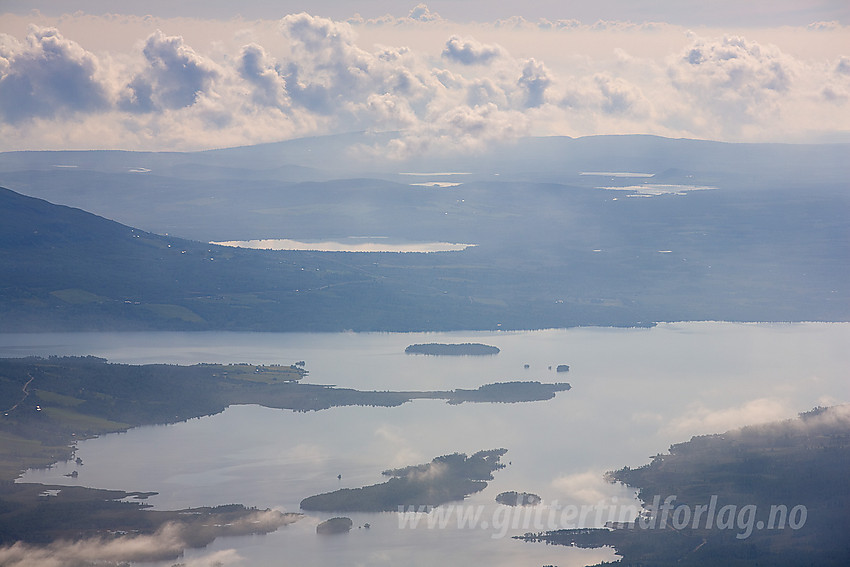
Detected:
left=0, top=1, right=848, bottom=153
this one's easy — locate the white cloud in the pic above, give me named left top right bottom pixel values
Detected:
left=238, top=43, right=289, bottom=110
left=537, top=19, right=582, bottom=31
left=559, top=72, right=650, bottom=118
left=0, top=25, right=110, bottom=122
left=465, top=77, right=508, bottom=107
left=279, top=12, right=432, bottom=117
left=442, top=35, right=504, bottom=65
left=0, top=522, right=189, bottom=566
left=0, top=511, right=291, bottom=567
left=667, top=398, right=793, bottom=437
left=665, top=35, right=797, bottom=137
left=517, top=58, right=552, bottom=108
left=0, top=12, right=848, bottom=152
left=120, top=30, right=220, bottom=112
left=821, top=56, right=850, bottom=102
left=362, top=92, right=418, bottom=129
left=407, top=4, right=442, bottom=23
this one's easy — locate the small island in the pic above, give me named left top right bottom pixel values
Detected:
left=300, top=449, right=508, bottom=512
left=556, top=364, right=570, bottom=372
left=316, top=517, right=353, bottom=534
left=404, top=343, right=500, bottom=356
left=496, top=491, right=542, bottom=506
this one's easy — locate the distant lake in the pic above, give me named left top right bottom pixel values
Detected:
left=579, top=171, right=655, bottom=177
left=210, top=237, right=474, bottom=252
left=4, top=323, right=849, bottom=567
left=596, top=184, right=716, bottom=196
left=409, top=181, right=464, bottom=187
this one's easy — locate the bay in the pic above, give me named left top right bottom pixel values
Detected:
left=3, top=322, right=849, bottom=566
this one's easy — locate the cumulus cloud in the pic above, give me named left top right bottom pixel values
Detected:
left=0, top=12, right=847, bottom=152
left=279, top=13, right=429, bottom=116
left=818, top=56, right=850, bottom=103
left=442, top=36, right=504, bottom=65
left=363, top=92, right=417, bottom=129
left=408, top=4, right=442, bottom=23
left=494, top=16, right=529, bottom=30
left=667, top=35, right=796, bottom=134
left=517, top=58, right=552, bottom=107
left=440, top=102, right=526, bottom=140
left=347, top=3, right=444, bottom=26
left=279, top=13, right=367, bottom=113
left=590, top=20, right=668, bottom=31
left=121, top=30, right=220, bottom=112
left=238, top=43, right=289, bottom=109
left=365, top=101, right=530, bottom=160
left=680, top=35, right=791, bottom=92
left=593, top=74, right=650, bottom=115
left=0, top=26, right=110, bottom=123
left=537, top=19, right=582, bottom=30
left=466, top=77, right=508, bottom=107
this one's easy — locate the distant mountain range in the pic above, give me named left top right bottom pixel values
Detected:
left=1, top=134, right=847, bottom=331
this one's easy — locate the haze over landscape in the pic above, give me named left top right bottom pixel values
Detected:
left=0, top=2, right=848, bottom=566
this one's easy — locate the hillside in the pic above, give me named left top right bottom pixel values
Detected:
left=0, top=187, right=512, bottom=331
left=1, top=133, right=848, bottom=331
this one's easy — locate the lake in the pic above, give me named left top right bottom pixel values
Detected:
left=3, top=322, right=849, bottom=566
left=209, top=238, right=474, bottom=252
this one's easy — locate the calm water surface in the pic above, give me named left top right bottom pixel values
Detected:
left=3, top=323, right=849, bottom=566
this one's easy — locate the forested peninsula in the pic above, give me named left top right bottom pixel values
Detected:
left=0, top=356, right=571, bottom=481
left=518, top=406, right=850, bottom=566
left=0, top=356, right=571, bottom=552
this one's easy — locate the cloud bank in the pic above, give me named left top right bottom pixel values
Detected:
left=0, top=8, right=848, bottom=153
left=0, top=509, right=296, bottom=566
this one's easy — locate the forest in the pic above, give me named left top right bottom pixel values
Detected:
left=518, top=406, right=850, bottom=566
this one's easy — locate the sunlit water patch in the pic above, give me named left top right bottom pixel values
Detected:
left=210, top=238, right=475, bottom=252
left=580, top=171, right=654, bottom=177
left=399, top=172, right=472, bottom=176
left=409, top=181, right=464, bottom=188
left=597, top=184, right=716, bottom=196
